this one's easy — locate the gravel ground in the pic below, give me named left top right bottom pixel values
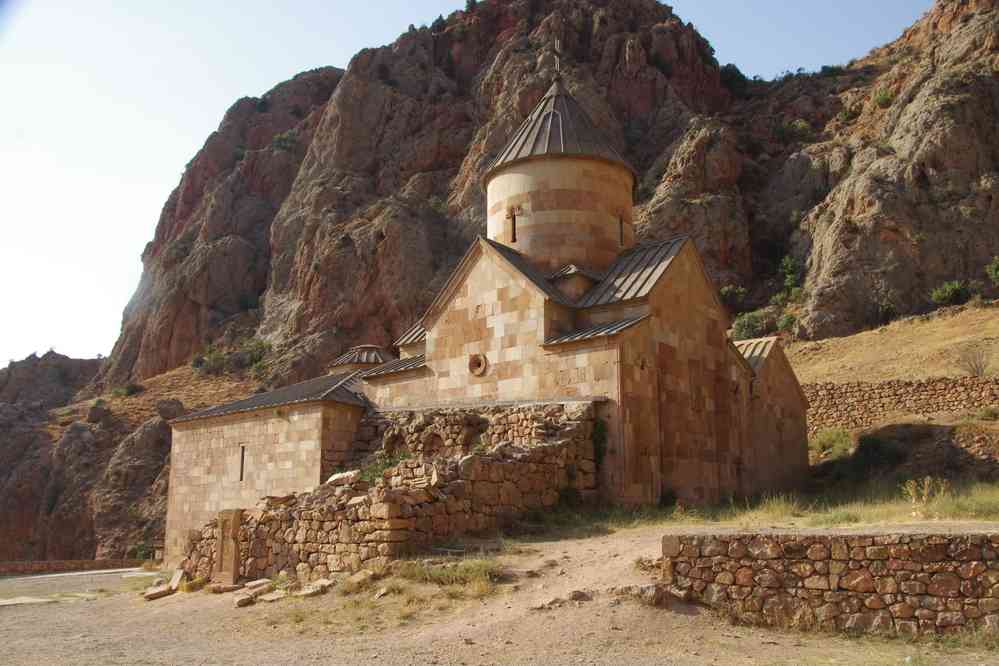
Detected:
left=1, top=525, right=996, bottom=665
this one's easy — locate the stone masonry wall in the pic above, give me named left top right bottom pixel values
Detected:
left=804, top=377, right=999, bottom=434
left=662, top=532, right=999, bottom=637
left=182, top=402, right=598, bottom=581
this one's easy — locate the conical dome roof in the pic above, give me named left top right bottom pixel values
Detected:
left=484, top=78, right=634, bottom=182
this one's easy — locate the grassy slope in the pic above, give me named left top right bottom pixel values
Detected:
left=786, top=303, right=998, bottom=384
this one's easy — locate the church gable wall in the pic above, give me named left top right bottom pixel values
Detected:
left=615, top=243, right=753, bottom=505
left=749, top=346, right=809, bottom=492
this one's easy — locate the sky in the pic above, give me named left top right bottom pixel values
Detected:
left=0, top=0, right=931, bottom=364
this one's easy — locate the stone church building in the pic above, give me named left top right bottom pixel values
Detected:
left=166, top=79, right=808, bottom=565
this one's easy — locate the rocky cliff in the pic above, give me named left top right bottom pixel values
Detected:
left=88, top=0, right=999, bottom=387
left=92, top=0, right=999, bottom=387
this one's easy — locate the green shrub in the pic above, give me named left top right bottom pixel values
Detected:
left=819, top=64, right=846, bottom=77
left=774, top=119, right=813, bottom=143
left=809, top=429, right=852, bottom=462
left=359, top=452, right=409, bottom=484
left=255, top=98, right=270, bottom=113
left=986, top=256, right=999, bottom=287
left=112, top=383, right=145, bottom=398
left=271, top=129, right=297, bottom=152
left=874, top=88, right=894, bottom=109
left=719, top=284, right=747, bottom=311
left=837, top=106, right=860, bottom=123
left=788, top=287, right=805, bottom=303
left=930, top=280, right=971, bottom=307
left=732, top=310, right=767, bottom=340
left=777, top=313, right=796, bottom=333
left=780, top=255, right=802, bottom=290
left=770, top=291, right=789, bottom=308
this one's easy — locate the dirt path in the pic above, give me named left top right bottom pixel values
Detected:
left=1, top=525, right=995, bottom=665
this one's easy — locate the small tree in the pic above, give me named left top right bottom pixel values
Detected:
left=465, top=0, right=477, bottom=11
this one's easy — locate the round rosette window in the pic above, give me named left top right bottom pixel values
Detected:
left=468, top=353, right=489, bottom=377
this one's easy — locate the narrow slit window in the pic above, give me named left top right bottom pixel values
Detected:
left=619, top=216, right=624, bottom=246
left=510, top=210, right=517, bottom=243
left=239, top=445, right=246, bottom=482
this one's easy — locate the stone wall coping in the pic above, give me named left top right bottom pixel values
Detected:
left=659, top=523, right=999, bottom=537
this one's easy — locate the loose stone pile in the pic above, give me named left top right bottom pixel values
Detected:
left=183, top=401, right=598, bottom=581
left=804, top=378, right=999, bottom=433
left=662, top=532, right=999, bottom=636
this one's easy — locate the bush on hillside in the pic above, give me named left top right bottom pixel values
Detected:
left=777, top=313, right=797, bottom=333
left=930, top=280, right=971, bottom=307
left=986, top=256, right=999, bottom=287
left=719, top=284, right=747, bottom=312
left=719, top=63, right=750, bottom=98
left=732, top=310, right=768, bottom=340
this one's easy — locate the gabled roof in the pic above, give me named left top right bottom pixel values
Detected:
left=543, top=316, right=648, bottom=346
left=481, top=238, right=576, bottom=306
left=172, top=372, right=366, bottom=424
left=484, top=78, right=634, bottom=182
left=549, top=263, right=604, bottom=282
left=733, top=337, right=779, bottom=372
left=576, top=237, right=687, bottom=308
left=363, top=354, right=427, bottom=379
left=331, top=345, right=394, bottom=367
left=394, top=321, right=427, bottom=347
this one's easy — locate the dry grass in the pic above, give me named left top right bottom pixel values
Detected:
left=249, top=556, right=507, bottom=636
left=786, top=304, right=999, bottom=384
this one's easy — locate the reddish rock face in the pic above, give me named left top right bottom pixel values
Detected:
left=98, top=0, right=999, bottom=387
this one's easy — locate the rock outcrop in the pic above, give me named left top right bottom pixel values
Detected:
left=0, top=352, right=101, bottom=409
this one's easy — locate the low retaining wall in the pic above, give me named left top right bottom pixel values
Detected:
left=0, top=559, right=144, bottom=576
left=804, top=378, right=999, bottom=433
left=183, top=401, right=598, bottom=581
left=662, top=531, right=999, bottom=637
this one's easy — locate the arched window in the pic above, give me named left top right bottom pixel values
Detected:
left=509, top=208, right=518, bottom=243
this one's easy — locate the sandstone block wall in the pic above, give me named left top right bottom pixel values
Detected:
left=804, top=378, right=999, bottom=433
left=166, top=402, right=362, bottom=566
left=663, top=532, right=999, bottom=637
left=182, top=402, right=598, bottom=581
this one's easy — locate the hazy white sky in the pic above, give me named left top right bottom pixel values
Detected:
left=0, top=0, right=930, bottom=363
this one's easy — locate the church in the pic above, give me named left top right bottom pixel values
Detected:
left=165, top=77, right=808, bottom=565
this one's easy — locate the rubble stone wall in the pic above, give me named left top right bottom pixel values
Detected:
left=662, top=532, right=999, bottom=637
left=182, top=401, right=598, bottom=581
left=804, top=378, right=999, bottom=434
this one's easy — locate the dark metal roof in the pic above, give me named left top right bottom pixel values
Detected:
left=331, top=345, right=395, bottom=367
left=543, top=316, right=649, bottom=346
left=484, top=78, right=634, bottom=182
left=576, top=237, right=687, bottom=308
left=172, top=372, right=366, bottom=424
left=549, top=264, right=604, bottom=282
left=363, top=354, right=427, bottom=379
left=733, top=337, right=778, bottom=372
left=482, top=237, right=575, bottom=306
left=394, top=321, right=427, bottom=347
